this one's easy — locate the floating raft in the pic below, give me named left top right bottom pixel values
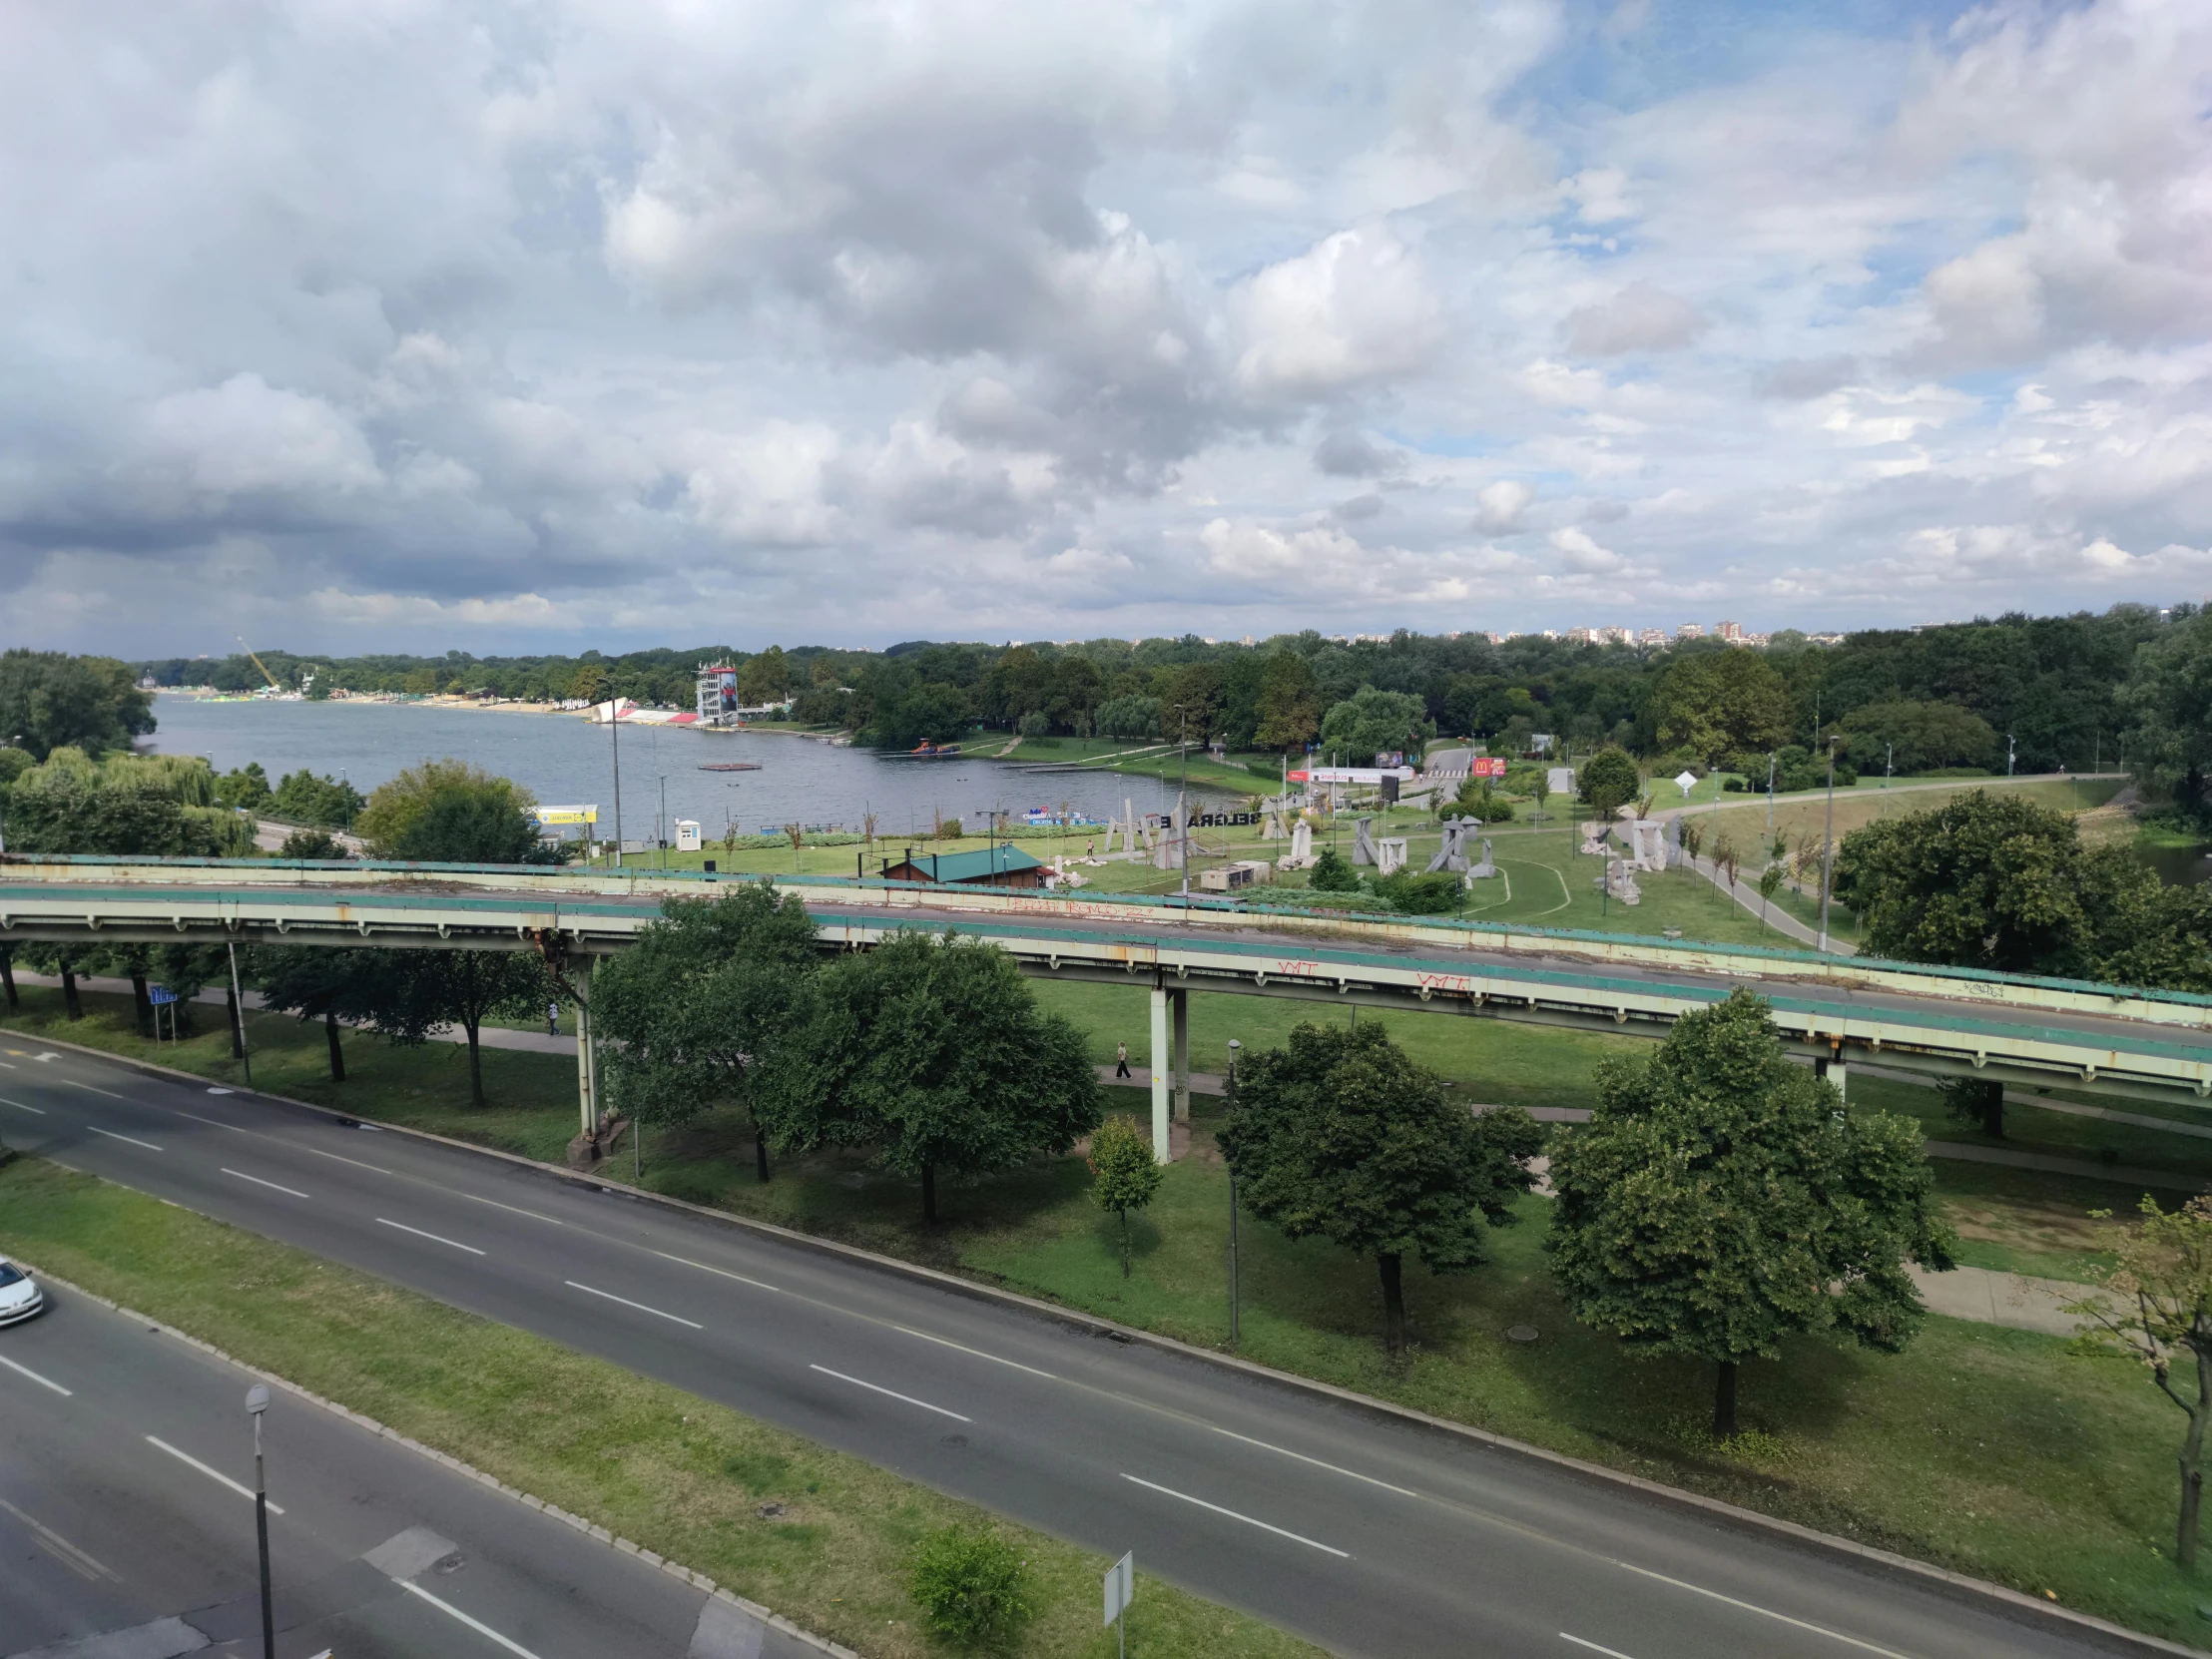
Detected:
left=697, top=762, right=763, bottom=772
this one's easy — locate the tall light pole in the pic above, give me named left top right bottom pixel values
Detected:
left=1225, top=1038, right=1242, bottom=1350
left=609, top=695, right=624, bottom=869
left=246, top=1383, right=275, bottom=1659
left=1818, top=739, right=1838, bottom=953
left=2006, top=732, right=2015, bottom=778
left=657, top=773, right=669, bottom=869
left=1764, top=751, right=1777, bottom=842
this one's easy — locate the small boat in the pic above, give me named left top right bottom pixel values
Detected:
left=698, top=762, right=763, bottom=772
left=908, top=743, right=963, bottom=758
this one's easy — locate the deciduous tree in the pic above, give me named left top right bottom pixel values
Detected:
left=1649, top=650, right=1791, bottom=765
left=592, top=883, right=821, bottom=1181
left=2069, top=1196, right=2212, bottom=1567
left=1087, top=1116, right=1163, bottom=1277
left=1220, top=1020, right=1540, bottom=1357
left=756, top=931, right=1100, bottom=1224
left=1546, top=989, right=1954, bottom=1435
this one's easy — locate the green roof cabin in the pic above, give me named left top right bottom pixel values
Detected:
left=881, top=844, right=1049, bottom=889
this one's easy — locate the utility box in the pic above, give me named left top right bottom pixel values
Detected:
left=1198, top=859, right=1272, bottom=891
left=675, top=820, right=703, bottom=851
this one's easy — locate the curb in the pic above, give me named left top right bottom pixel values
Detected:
left=5, top=1024, right=2200, bottom=1658
left=8, top=1259, right=861, bottom=1659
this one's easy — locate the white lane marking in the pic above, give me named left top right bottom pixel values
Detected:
left=33, top=1053, right=58, bottom=1062
left=810, top=1364, right=972, bottom=1422
left=378, top=1217, right=485, bottom=1256
left=146, top=1436, right=285, bottom=1513
left=398, top=1579, right=545, bottom=1658
left=224, top=1168, right=311, bottom=1200
left=178, top=1111, right=247, bottom=1132
left=457, top=1191, right=562, bottom=1226
left=208, top=1087, right=234, bottom=1095
left=894, top=1324, right=1058, bottom=1382
left=0, top=1096, right=46, bottom=1114
left=0, top=1060, right=13, bottom=1068
left=87, top=1126, right=163, bottom=1152
left=1118, top=1472, right=1349, bottom=1558
left=1607, top=1560, right=1916, bottom=1659
left=564, top=1281, right=701, bottom=1329
left=652, top=1249, right=785, bottom=1295
left=301, top=1146, right=394, bottom=1175
left=64, top=1081, right=126, bottom=1099
left=1204, top=1424, right=1420, bottom=1500
left=1562, top=1638, right=1637, bottom=1659
left=0, top=1497, right=116, bottom=1582
left=0, top=1354, right=72, bottom=1396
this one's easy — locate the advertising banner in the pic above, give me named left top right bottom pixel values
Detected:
left=533, top=805, right=599, bottom=826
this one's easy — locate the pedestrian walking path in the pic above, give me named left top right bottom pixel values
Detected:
left=1907, top=1263, right=2088, bottom=1336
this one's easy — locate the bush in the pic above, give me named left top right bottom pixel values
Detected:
left=906, top=1524, right=1034, bottom=1648
left=1309, top=845, right=1360, bottom=890
left=277, top=828, right=348, bottom=859
left=1372, top=868, right=1463, bottom=913
left=1236, top=883, right=1396, bottom=912
left=1016, top=710, right=1051, bottom=738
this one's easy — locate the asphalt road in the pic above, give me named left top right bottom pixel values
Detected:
left=0, top=1258, right=810, bottom=1658
left=0, top=1038, right=2143, bottom=1659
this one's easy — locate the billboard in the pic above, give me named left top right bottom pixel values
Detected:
left=1470, top=757, right=1508, bottom=778
left=534, top=805, right=599, bottom=827
left=715, top=668, right=739, bottom=714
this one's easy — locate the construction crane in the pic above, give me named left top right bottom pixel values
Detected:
left=235, top=635, right=282, bottom=693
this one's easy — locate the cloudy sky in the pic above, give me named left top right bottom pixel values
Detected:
left=3, top=0, right=2209, bottom=656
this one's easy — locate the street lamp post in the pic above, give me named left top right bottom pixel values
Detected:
left=1225, top=1039, right=1242, bottom=1350
left=2006, top=732, right=2015, bottom=778
left=610, top=696, right=624, bottom=869
left=1764, top=752, right=1777, bottom=843
left=246, top=1383, right=275, bottom=1659
left=1818, top=739, right=1838, bottom=953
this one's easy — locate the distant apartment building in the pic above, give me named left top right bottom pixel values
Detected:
left=1564, top=627, right=1600, bottom=645
left=1637, top=628, right=1668, bottom=647
left=1716, top=620, right=1745, bottom=643
left=1676, top=623, right=1704, bottom=640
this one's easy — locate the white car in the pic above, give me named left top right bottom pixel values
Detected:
left=0, top=1258, right=45, bottom=1326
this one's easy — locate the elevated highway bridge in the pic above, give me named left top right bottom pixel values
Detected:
left=4, top=854, right=2208, bottom=1158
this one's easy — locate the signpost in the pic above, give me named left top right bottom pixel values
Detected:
left=1103, top=1550, right=1134, bottom=1657
left=149, top=985, right=179, bottom=1043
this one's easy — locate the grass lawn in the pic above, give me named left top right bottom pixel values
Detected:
left=658, top=1102, right=2212, bottom=1646
left=0, top=1161, right=1311, bottom=1659
left=14, top=983, right=2212, bottom=1642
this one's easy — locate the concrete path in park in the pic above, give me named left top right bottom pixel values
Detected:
left=1906, top=1263, right=2090, bottom=1337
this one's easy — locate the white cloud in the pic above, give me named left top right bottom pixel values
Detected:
left=0, top=0, right=2208, bottom=654
left=1561, top=283, right=1708, bottom=356
left=1232, top=225, right=1445, bottom=395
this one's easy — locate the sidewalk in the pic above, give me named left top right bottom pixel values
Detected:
left=1908, top=1263, right=2088, bottom=1337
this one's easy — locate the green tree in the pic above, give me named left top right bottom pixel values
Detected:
left=251, top=945, right=393, bottom=1081
left=1088, top=1115, right=1164, bottom=1277
left=2121, top=606, right=2212, bottom=826
left=1576, top=746, right=1640, bottom=821
left=1253, top=652, right=1323, bottom=752
left=1308, top=844, right=1359, bottom=891
left=1829, top=791, right=2147, bottom=975
left=2069, top=1196, right=2212, bottom=1568
left=272, top=769, right=365, bottom=830
left=1220, top=1020, right=1540, bottom=1357
left=390, top=949, right=550, bottom=1106
left=1318, top=685, right=1427, bottom=764
left=277, top=827, right=348, bottom=859
left=738, top=645, right=791, bottom=705
left=1546, top=989, right=1954, bottom=1434
left=1834, top=700, right=1997, bottom=775
left=1940, top=1076, right=2006, bottom=1139
left=0, top=650, right=156, bottom=760
left=756, top=931, right=1101, bottom=1224
left=1094, top=694, right=1160, bottom=741
left=2, top=749, right=255, bottom=857
left=354, top=760, right=539, bottom=861
left=1650, top=650, right=1791, bottom=764
left=215, top=762, right=274, bottom=811
left=592, top=884, right=821, bottom=1182
left=1756, top=861, right=1783, bottom=929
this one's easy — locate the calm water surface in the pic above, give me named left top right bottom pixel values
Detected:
left=147, top=696, right=1230, bottom=841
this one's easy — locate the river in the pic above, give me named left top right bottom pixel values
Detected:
left=145, top=695, right=1230, bottom=842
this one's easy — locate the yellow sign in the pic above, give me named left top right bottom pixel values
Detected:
left=534, top=805, right=599, bottom=826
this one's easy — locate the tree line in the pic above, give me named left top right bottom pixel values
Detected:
left=112, top=601, right=2212, bottom=825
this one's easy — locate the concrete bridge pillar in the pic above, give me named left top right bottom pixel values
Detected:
left=575, top=960, right=601, bottom=1138
left=1172, top=987, right=1190, bottom=1124
left=1149, top=982, right=1171, bottom=1163
left=1815, top=1051, right=1847, bottom=1103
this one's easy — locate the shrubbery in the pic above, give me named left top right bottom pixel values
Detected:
left=907, top=1524, right=1034, bottom=1647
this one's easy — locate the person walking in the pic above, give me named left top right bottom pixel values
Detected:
left=1115, top=1039, right=1131, bottom=1079
left=547, top=998, right=560, bottom=1038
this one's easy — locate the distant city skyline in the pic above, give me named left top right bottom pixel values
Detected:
left=2, top=0, right=2206, bottom=658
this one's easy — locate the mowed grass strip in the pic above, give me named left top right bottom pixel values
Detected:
left=0, top=1160, right=1316, bottom=1659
